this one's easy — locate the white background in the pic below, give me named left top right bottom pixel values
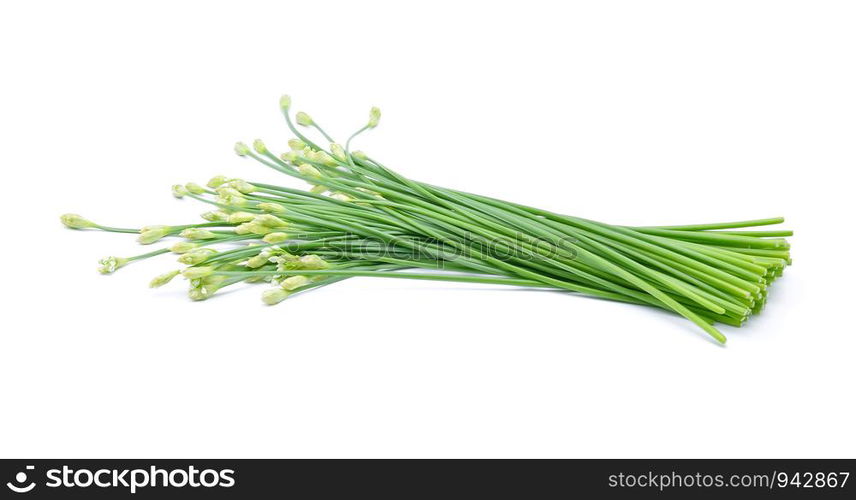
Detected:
left=2, top=1, right=854, bottom=458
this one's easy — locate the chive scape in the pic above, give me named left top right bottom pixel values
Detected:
left=61, top=95, right=792, bottom=345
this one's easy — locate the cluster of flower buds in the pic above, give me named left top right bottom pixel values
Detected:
left=62, top=96, right=430, bottom=310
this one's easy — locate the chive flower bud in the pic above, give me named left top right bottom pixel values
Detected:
left=178, top=248, right=217, bottom=265
left=295, top=111, right=313, bottom=126
left=262, top=288, right=291, bottom=305
left=252, top=139, right=267, bottom=155
left=182, top=266, right=214, bottom=279
left=185, top=182, right=206, bottom=195
left=226, top=179, right=256, bottom=194
left=288, top=139, right=306, bottom=150
left=279, top=94, right=291, bottom=111
left=309, top=185, right=328, bottom=194
left=150, top=270, right=180, bottom=288
left=304, top=149, right=335, bottom=166
left=352, top=150, right=367, bottom=160
left=280, top=275, right=311, bottom=291
left=172, top=184, right=188, bottom=198
left=298, top=254, right=329, bottom=270
left=60, top=213, right=96, bottom=229
left=234, top=142, right=251, bottom=156
left=257, top=202, right=286, bottom=213
left=200, top=210, right=229, bottom=222
left=330, top=143, right=347, bottom=162
left=216, top=187, right=243, bottom=198
left=262, top=232, right=289, bottom=244
left=188, top=282, right=221, bottom=301
left=281, top=151, right=299, bottom=163
left=245, top=254, right=270, bottom=268
left=216, top=187, right=247, bottom=207
left=235, top=222, right=274, bottom=235
left=178, top=249, right=217, bottom=266
left=179, top=228, right=218, bottom=240
left=221, top=195, right=247, bottom=207
left=227, top=211, right=256, bottom=224
left=367, top=107, right=381, bottom=128
left=138, top=226, right=171, bottom=245
left=318, top=151, right=337, bottom=166
left=254, top=214, right=288, bottom=228
left=207, top=175, right=230, bottom=188
left=170, top=241, right=199, bottom=254
left=97, top=256, right=128, bottom=274
left=298, top=165, right=322, bottom=178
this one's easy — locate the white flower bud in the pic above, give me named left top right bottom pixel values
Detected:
left=227, top=179, right=256, bottom=194
left=298, top=164, right=322, bottom=178
left=185, top=182, right=206, bottom=195
left=235, top=222, right=273, bottom=235
left=234, top=142, right=251, bottom=156
left=178, top=248, right=217, bottom=265
left=252, top=139, right=267, bottom=154
left=170, top=241, right=199, bottom=254
left=298, top=254, right=329, bottom=270
left=216, top=186, right=243, bottom=198
left=60, top=213, right=96, bottom=229
left=207, top=175, right=230, bottom=188
left=288, top=138, right=306, bottom=150
left=254, top=214, right=287, bottom=228
left=279, top=94, right=292, bottom=110
left=188, top=284, right=219, bottom=301
left=367, top=107, right=381, bottom=128
left=179, top=228, right=218, bottom=240
left=182, top=266, right=214, bottom=279
left=304, top=150, right=335, bottom=166
left=319, top=151, right=337, bottom=166
left=262, top=288, right=291, bottom=305
left=216, top=187, right=246, bottom=207
left=227, top=211, right=256, bottom=224
left=200, top=210, right=229, bottom=222
left=281, top=151, right=300, bottom=163
left=150, top=270, right=180, bottom=288
left=219, top=195, right=247, bottom=207
left=97, top=256, right=129, bottom=274
left=138, top=226, right=171, bottom=245
left=309, top=185, right=328, bottom=194
left=295, top=111, right=313, bottom=126
left=172, top=184, right=188, bottom=198
left=245, top=254, right=269, bottom=268
left=280, top=275, right=311, bottom=291
left=262, top=232, right=289, bottom=244
left=257, top=202, right=286, bottom=213
left=330, top=143, right=347, bottom=162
